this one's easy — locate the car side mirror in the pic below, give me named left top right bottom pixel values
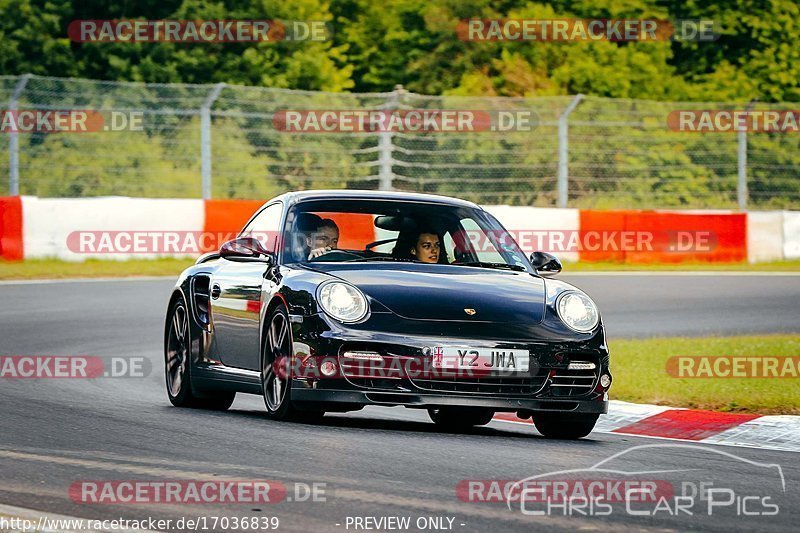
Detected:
left=220, top=237, right=275, bottom=263
left=530, top=251, right=562, bottom=276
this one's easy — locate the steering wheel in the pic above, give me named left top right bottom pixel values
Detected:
left=365, top=238, right=398, bottom=251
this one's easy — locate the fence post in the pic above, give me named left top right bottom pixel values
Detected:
left=378, top=85, right=402, bottom=191
left=8, top=74, right=32, bottom=196
left=557, top=94, right=584, bottom=208
left=200, top=83, right=225, bottom=199
left=737, top=99, right=757, bottom=210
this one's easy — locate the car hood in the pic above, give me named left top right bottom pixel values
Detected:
left=307, top=263, right=545, bottom=324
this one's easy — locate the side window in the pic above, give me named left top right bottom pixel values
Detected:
left=240, top=203, right=283, bottom=253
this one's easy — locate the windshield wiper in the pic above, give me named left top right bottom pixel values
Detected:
left=455, top=261, right=527, bottom=272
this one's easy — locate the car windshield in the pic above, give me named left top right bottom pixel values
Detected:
left=282, top=198, right=532, bottom=272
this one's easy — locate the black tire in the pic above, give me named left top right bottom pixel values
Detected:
left=428, top=407, right=495, bottom=430
left=165, top=297, right=235, bottom=410
left=261, top=304, right=324, bottom=421
left=532, top=413, right=599, bottom=439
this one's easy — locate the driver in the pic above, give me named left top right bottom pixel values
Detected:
left=307, top=218, right=340, bottom=260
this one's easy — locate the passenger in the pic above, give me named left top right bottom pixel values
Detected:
left=307, top=218, right=340, bottom=260
left=409, top=228, right=447, bottom=264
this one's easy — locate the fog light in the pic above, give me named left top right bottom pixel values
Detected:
left=600, top=374, right=612, bottom=388
left=320, top=360, right=338, bottom=377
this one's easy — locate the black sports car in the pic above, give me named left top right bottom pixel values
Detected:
left=164, top=190, right=611, bottom=439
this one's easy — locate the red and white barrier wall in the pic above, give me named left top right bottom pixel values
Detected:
left=21, top=197, right=205, bottom=260
left=484, top=205, right=580, bottom=262
left=0, top=195, right=798, bottom=263
left=784, top=211, right=800, bottom=260
left=579, top=209, right=747, bottom=263
left=0, top=197, right=23, bottom=260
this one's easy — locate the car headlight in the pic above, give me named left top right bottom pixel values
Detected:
left=318, top=282, right=369, bottom=323
left=556, top=291, right=599, bottom=333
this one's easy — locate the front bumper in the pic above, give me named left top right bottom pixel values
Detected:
left=292, top=386, right=609, bottom=414
left=290, top=313, right=611, bottom=414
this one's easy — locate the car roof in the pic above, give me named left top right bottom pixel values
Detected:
left=276, top=189, right=481, bottom=209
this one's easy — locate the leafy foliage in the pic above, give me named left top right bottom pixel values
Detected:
left=1, top=0, right=797, bottom=101
left=0, top=0, right=797, bottom=206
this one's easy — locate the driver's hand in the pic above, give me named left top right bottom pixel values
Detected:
left=308, top=247, right=332, bottom=260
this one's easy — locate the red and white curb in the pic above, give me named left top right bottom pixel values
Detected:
left=494, top=401, right=800, bottom=453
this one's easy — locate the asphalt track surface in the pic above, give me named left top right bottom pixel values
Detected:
left=0, top=274, right=798, bottom=532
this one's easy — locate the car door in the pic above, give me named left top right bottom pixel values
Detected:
left=209, top=202, right=283, bottom=370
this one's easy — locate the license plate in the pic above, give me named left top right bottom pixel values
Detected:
left=431, top=347, right=530, bottom=372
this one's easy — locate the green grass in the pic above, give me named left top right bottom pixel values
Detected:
left=565, top=259, right=800, bottom=271
left=609, top=335, right=800, bottom=415
left=0, top=258, right=194, bottom=280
